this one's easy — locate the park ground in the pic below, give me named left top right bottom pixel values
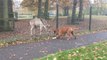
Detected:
left=0, top=15, right=107, bottom=41
left=0, top=15, right=107, bottom=60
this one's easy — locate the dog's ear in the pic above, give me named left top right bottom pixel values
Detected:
left=53, top=29, right=56, bottom=33
left=51, top=28, right=58, bottom=34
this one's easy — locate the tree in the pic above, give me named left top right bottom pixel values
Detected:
left=78, top=0, right=83, bottom=21
left=58, top=0, right=71, bottom=16
left=21, top=0, right=37, bottom=11
left=71, top=0, right=78, bottom=24
left=44, top=0, right=49, bottom=19
left=21, top=0, right=48, bottom=18
left=37, top=0, right=42, bottom=18
left=63, top=0, right=70, bottom=16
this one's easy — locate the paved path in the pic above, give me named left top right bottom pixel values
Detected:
left=1, top=31, right=107, bottom=60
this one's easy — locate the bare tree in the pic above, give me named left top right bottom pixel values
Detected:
left=44, top=0, right=49, bottom=19
left=37, top=0, right=42, bottom=18
left=78, top=0, right=83, bottom=21
left=71, top=0, right=78, bottom=24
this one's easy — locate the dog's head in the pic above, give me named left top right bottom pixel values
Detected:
left=53, top=29, right=59, bottom=35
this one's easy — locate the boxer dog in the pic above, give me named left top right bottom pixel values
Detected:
left=53, top=26, right=78, bottom=40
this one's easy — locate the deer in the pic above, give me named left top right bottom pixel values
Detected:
left=29, top=17, right=50, bottom=36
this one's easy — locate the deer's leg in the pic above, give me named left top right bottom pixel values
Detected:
left=43, top=25, right=47, bottom=31
left=40, top=26, right=43, bottom=35
left=30, top=25, right=34, bottom=36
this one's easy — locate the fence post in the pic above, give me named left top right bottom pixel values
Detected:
left=89, top=5, right=93, bottom=31
left=56, top=0, right=59, bottom=29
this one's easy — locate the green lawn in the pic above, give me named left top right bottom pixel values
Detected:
left=34, top=41, right=107, bottom=60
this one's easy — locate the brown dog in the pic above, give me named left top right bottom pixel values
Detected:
left=53, top=26, right=78, bottom=40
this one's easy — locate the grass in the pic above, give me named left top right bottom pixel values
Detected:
left=34, top=41, right=107, bottom=60
left=0, top=35, right=53, bottom=48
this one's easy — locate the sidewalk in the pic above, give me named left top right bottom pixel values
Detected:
left=0, top=31, right=107, bottom=60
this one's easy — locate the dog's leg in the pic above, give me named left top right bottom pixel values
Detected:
left=56, top=35, right=60, bottom=39
left=56, top=33, right=63, bottom=39
left=71, top=31, right=76, bottom=39
left=66, top=32, right=72, bottom=40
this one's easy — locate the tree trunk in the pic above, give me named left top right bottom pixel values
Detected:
left=37, top=0, right=42, bottom=18
left=63, top=6, right=69, bottom=16
left=3, top=0, right=9, bottom=30
left=78, top=0, right=83, bottom=21
left=44, top=0, right=49, bottom=19
left=66, top=6, right=69, bottom=16
left=71, top=0, right=77, bottom=24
